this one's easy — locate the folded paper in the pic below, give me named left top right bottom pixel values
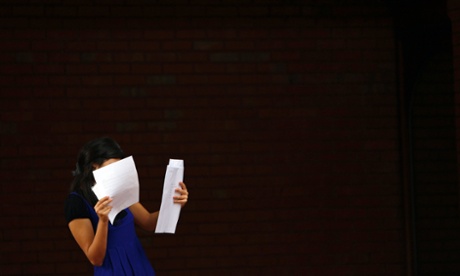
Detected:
left=155, top=159, right=184, bottom=234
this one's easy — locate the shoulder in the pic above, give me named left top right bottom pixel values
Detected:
left=64, top=193, right=91, bottom=224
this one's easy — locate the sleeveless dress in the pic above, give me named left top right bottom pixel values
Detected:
left=70, top=192, right=155, bottom=276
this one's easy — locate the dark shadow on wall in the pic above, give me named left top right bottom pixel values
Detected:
left=388, top=0, right=460, bottom=274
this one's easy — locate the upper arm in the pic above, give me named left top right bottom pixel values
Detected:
left=68, top=218, right=95, bottom=255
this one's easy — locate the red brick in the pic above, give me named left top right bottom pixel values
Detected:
left=48, top=52, right=80, bottom=63
left=163, top=63, right=194, bottom=74
left=11, top=5, right=44, bottom=16
left=129, top=41, right=160, bottom=51
left=34, top=64, right=66, bottom=74
left=176, top=52, right=207, bottom=62
left=161, top=41, right=193, bottom=50
left=99, top=64, right=130, bottom=74
left=22, top=264, right=55, bottom=275
left=46, top=30, right=78, bottom=40
left=66, top=41, right=97, bottom=51
left=0, top=265, right=22, bottom=275
left=14, top=30, right=46, bottom=39
left=66, top=64, right=98, bottom=74
left=144, top=30, right=175, bottom=40
left=49, top=76, right=81, bottom=86
left=193, top=40, right=223, bottom=51
left=176, top=29, right=206, bottom=39
left=113, top=75, right=145, bottom=86
left=78, top=5, right=110, bottom=17
left=131, top=64, right=162, bottom=74
left=97, top=41, right=129, bottom=51
left=0, top=18, right=29, bottom=28
left=194, top=63, right=226, bottom=73
left=81, top=76, right=113, bottom=86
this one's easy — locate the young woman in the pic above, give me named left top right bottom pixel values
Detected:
left=64, top=137, right=188, bottom=275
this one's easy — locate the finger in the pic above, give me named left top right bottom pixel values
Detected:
left=99, top=196, right=111, bottom=202
left=173, top=195, right=188, bottom=202
left=174, top=198, right=187, bottom=203
left=174, top=191, right=188, bottom=198
left=95, top=197, right=112, bottom=211
left=176, top=184, right=188, bottom=194
left=96, top=203, right=111, bottom=212
left=98, top=204, right=111, bottom=212
left=175, top=189, right=187, bottom=196
left=96, top=196, right=112, bottom=206
left=103, top=206, right=112, bottom=214
left=98, top=205, right=112, bottom=217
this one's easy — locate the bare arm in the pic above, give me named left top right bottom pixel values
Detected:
left=68, top=196, right=112, bottom=266
left=130, top=203, right=159, bottom=231
left=131, top=182, right=189, bottom=231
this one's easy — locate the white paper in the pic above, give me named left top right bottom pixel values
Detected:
left=155, top=159, right=184, bottom=234
left=92, top=156, right=139, bottom=224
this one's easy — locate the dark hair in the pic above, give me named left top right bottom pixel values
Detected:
left=70, top=137, right=125, bottom=206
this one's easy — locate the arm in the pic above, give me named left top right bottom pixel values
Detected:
left=130, top=203, right=159, bottom=232
left=68, top=196, right=112, bottom=266
left=131, top=182, right=189, bottom=231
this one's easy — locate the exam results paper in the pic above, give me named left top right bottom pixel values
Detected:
left=92, top=156, right=139, bottom=224
left=155, top=159, right=184, bottom=234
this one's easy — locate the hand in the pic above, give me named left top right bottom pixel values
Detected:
left=94, top=196, right=112, bottom=223
left=174, top=182, right=189, bottom=207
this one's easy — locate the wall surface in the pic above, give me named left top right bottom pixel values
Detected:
left=450, top=0, right=460, bottom=186
left=0, top=0, right=458, bottom=275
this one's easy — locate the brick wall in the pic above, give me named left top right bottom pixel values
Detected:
left=0, top=0, right=452, bottom=275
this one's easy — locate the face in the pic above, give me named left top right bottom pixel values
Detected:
left=93, top=158, right=121, bottom=170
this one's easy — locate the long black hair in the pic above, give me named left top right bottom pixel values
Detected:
left=70, top=137, right=125, bottom=206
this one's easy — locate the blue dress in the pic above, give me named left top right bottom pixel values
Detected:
left=70, top=192, right=155, bottom=276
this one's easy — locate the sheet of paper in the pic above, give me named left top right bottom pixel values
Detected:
left=155, top=159, right=184, bottom=234
left=92, top=156, right=139, bottom=224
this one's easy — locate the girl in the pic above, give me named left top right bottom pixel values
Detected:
left=64, top=137, right=188, bottom=275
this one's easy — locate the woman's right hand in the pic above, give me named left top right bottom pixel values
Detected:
left=94, top=196, right=112, bottom=222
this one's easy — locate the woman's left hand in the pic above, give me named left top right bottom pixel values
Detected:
left=174, top=182, right=189, bottom=207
